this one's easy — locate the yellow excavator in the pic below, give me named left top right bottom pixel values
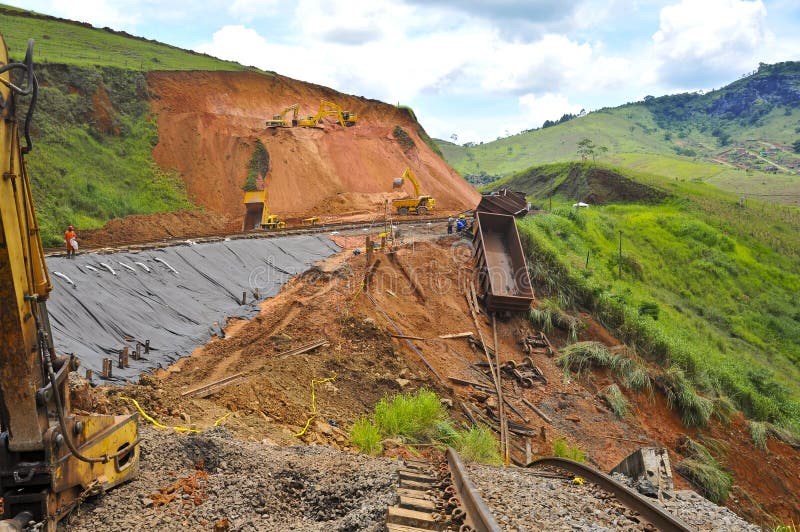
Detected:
left=242, top=190, right=286, bottom=230
left=392, top=167, right=436, bottom=216
left=0, top=37, right=139, bottom=531
left=265, top=103, right=299, bottom=128
left=298, top=100, right=357, bottom=128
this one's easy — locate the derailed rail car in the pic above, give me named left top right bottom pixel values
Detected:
left=472, top=211, right=534, bottom=313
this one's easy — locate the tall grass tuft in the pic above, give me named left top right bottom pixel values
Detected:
left=374, top=389, right=447, bottom=442
left=552, top=437, right=586, bottom=462
left=675, top=437, right=732, bottom=504
left=350, top=417, right=382, bottom=455
left=602, top=384, right=630, bottom=418
left=663, top=367, right=713, bottom=427
left=454, top=426, right=502, bottom=465
left=747, top=420, right=768, bottom=450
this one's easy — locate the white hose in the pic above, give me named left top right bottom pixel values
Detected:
left=100, top=262, right=117, bottom=276
left=133, top=261, right=151, bottom=273
left=52, top=271, right=75, bottom=286
left=154, top=257, right=178, bottom=275
left=118, top=261, right=137, bottom=273
left=84, top=265, right=99, bottom=273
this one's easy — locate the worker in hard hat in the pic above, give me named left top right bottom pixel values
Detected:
left=456, top=215, right=467, bottom=233
left=64, top=224, right=78, bottom=259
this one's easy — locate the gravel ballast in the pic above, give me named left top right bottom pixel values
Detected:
left=468, top=463, right=759, bottom=531
left=62, top=426, right=399, bottom=531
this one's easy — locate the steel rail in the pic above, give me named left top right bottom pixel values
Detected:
left=43, top=216, right=457, bottom=256
left=527, top=457, right=691, bottom=532
left=446, top=448, right=502, bottom=532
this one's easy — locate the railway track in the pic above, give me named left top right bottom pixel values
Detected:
left=386, top=451, right=692, bottom=531
left=44, top=215, right=459, bottom=257
left=387, top=448, right=500, bottom=532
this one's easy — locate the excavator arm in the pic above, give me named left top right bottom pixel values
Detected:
left=0, top=36, right=139, bottom=531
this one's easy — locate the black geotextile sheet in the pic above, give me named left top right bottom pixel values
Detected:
left=45, top=235, right=340, bottom=383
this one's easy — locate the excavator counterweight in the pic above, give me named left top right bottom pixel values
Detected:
left=0, top=37, right=139, bottom=531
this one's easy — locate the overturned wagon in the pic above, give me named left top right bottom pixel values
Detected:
left=473, top=211, right=534, bottom=313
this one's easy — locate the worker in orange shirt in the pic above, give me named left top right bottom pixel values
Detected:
left=64, top=225, right=77, bottom=258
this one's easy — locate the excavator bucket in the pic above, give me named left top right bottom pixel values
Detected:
left=392, top=177, right=404, bottom=189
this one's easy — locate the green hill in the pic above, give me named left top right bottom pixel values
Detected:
left=0, top=5, right=261, bottom=245
left=439, top=62, right=800, bottom=205
left=0, top=5, right=252, bottom=71
left=508, top=162, right=800, bottom=435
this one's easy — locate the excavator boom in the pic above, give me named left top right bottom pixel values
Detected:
left=0, top=36, right=139, bottom=531
left=391, top=167, right=435, bottom=215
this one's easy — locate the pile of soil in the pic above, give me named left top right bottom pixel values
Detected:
left=77, top=233, right=799, bottom=526
left=147, top=70, right=479, bottom=223
left=77, top=209, right=236, bottom=248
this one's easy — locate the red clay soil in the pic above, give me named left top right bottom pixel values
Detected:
left=78, top=209, right=237, bottom=248
left=79, top=235, right=799, bottom=526
left=147, top=70, right=479, bottom=225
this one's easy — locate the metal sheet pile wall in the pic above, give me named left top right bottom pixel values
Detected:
left=45, top=235, right=340, bottom=382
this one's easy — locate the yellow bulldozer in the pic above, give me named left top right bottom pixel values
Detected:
left=392, top=167, right=436, bottom=216
left=243, top=190, right=286, bottom=230
left=298, top=100, right=357, bottom=128
left=265, top=103, right=299, bottom=128
left=0, top=37, right=139, bottom=531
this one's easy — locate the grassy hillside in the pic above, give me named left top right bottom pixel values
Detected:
left=439, top=62, right=800, bottom=205
left=0, top=5, right=250, bottom=71
left=22, top=64, right=192, bottom=246
left=514, top=162, right=800, bottom=434
left=1, top=4, right=266, bottom=245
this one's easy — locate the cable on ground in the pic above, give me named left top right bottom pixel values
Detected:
left=294, top=373, right=337, bottom=437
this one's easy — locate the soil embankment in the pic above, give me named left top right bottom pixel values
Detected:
left=147, top=70, right=479, bottom=224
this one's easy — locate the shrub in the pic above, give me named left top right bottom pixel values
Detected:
left=350, top=417, right=382, bottom=455
left=552, top=437, right=586, bottom=462
left=455, top=426, right=502, bottom=465
left=374, top=389, right=447, bottom=442
left=243, top=139, right=269, bottom=191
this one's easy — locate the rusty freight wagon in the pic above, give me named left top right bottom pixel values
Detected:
left=472, top=211, right=535, bottom=313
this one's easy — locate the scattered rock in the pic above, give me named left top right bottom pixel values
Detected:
left=395, top=378, right=411, bottom=388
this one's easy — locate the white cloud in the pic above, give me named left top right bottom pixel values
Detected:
left=518, top=93, right=583, bottom=128
left=227, top=0, right=280, bottom=22
left=652, top=0, right=771, bottom=85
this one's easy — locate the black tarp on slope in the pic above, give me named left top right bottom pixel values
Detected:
left=45, top=235, right=340, bottom=383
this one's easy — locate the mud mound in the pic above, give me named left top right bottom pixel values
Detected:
left=497, top=163, right=667, bottom=204
left=147, top=71, right=479, bottom=224
left=78, top=209, right=236, bottom=248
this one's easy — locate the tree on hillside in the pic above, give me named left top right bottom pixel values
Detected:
left=793, top=139, right=800, bottom=154
left=577, top=137, right=595, bottom=161
left=577, top=138, right=608, bottom=166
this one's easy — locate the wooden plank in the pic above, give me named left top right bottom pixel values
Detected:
left=278, top=338, right=329, bottom=359
left=387, top=507, right=436, bottom=528
left=438, top=331, right=474, bottom=339
left=390, top=334, right=425, bottom=341
left=181, top=373, right=244, bottom=398
left=522, top=397, right=552, bottom=424
left=399, top=496, right=437, bottom=512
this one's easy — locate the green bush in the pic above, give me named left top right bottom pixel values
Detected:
left=663, top=367, right=713, bottom=427
left=454, top=426, right=502, bottom=465
left=552, top=437, right=586, bottom=462
left=374, top=389, right=448, bottom=442
left=350, top=417, right=382, bottom=455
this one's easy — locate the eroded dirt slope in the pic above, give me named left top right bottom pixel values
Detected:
left=76, top=230, right=799, bottom=527
left=148, top=71, right=478, bottom=224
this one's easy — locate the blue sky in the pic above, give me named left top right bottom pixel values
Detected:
left=10, top=0, right=800, bottom=144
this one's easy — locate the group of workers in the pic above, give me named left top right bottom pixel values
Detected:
left=447, top=214, right=468, bottom=235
